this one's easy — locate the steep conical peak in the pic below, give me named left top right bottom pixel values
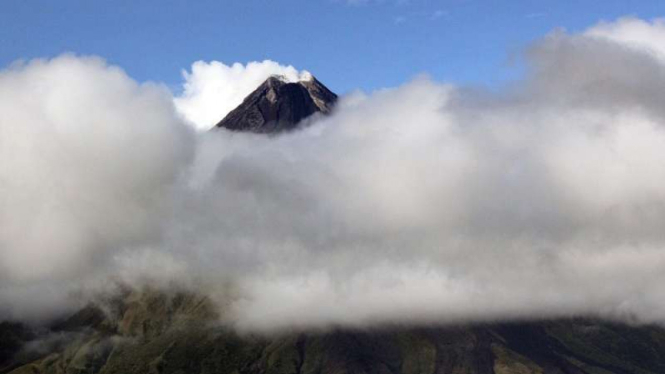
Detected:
left=214, top=73, right=337, bottom=134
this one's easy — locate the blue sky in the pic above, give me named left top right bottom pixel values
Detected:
left=1, top=0, right=662, bottom=94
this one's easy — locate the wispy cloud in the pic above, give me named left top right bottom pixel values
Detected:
left=526, top=12, right=547, bottom=19
left=392, top=9, right=449, bottom=24
left=343, top=0, right=410, bottom=6
left=345, top=0, right=370, bottom=5
left=431, top=9, right=448, bottom=20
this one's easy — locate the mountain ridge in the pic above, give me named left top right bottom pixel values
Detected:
left=3, top=288, right=665, bottom=374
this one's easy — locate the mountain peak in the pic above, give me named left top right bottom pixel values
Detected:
left=214, top=74, right=337, bottom=134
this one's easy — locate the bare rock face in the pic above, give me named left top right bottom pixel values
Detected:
left=214, top=74, right=337, bottom=134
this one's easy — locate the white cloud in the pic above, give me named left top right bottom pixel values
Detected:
left=585, top=17, right=665, bottom=61
left=0, top=55, right=193, bottom=320
left=4, top=17, right=665, bottom=331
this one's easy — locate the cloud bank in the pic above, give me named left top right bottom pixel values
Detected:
left=0, top=55, right=194, bottom=320
left=2, top=17, right=665, bottom=332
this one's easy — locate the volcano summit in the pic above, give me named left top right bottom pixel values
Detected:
left=214, top=73, right=337, bottom=134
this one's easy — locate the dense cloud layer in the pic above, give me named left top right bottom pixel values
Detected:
left=0, top=55, right=193, bottom=319
left=2, top=18, right=665, bottom=331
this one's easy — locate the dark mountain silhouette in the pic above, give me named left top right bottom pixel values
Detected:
left=214, top=74, right=337, bottom=133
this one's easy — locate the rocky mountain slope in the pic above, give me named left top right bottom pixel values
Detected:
left=214, top=74, right=337, bottom=133
left=2, top=288, right=665, bottom=374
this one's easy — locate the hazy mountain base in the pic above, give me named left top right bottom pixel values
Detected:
left=2, top=289, right=665, bottom=374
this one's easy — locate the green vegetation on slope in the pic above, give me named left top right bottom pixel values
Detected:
left=2, top=289, right=665, bottom=374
